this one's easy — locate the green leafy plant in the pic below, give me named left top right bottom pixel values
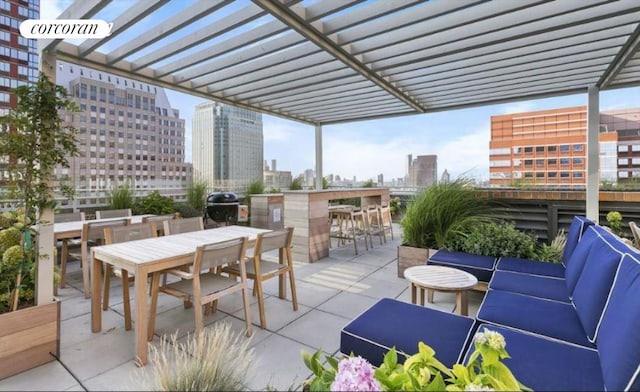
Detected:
left=142, top=322, right=254, bottom=391
left=302, top=328, right=529, bottom=391
left=187, top=180, right=208, bottom=213
left=173, top=202, right=203, bottom=218
left=107, top=181, right=135, bottom=210
left=290, top=177, right=304, bottom=190
left=536, top=229, right=566, bottom=263
left=606, top=211, right=623, bottom=237
left=133, top=190, right=174, bottom=215
left=448, top=221, right=538, bottom=259
left=401, top=178, right=493, bottom=249
left=0, top=72, right=78, bottom=312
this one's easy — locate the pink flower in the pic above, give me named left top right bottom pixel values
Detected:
left=330, top=356, right=382, bottom=391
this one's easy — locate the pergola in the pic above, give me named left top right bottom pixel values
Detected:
left=35, top=0, right=640, bottom=303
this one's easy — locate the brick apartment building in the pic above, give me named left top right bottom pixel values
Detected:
left=489, top=106, right=640, bottom=188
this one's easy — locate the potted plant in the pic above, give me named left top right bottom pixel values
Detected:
left=0, top=71, right=78, bottom=379
left=398, top=178, right=492, bottom=277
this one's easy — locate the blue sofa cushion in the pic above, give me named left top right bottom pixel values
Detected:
left=561, top=216, right=595, bottom=265
left=495, top=256, right=565, bottom=278
left=564, top=226, right=599, bottom=295
left=488, top=270, right=570, bottom=303
left=340, top=298, right=474, bottom=367
left=428, top=250, right=495, bottom=283
left=465, top=324, right=603, bottom=391
left=597, top=254, right=640, bottom=391
left=477, top=289, right=593, bottom=348
left=571, top=232, right=623, bottom=342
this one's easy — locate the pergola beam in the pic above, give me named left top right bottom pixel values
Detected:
left=40, top=0, right=111, bottom=52
left=251, top=0, right=425, bottom=113
left=598, top=22, right=640, bottom=88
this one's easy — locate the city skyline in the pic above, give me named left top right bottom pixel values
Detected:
left=42, top=1, right=640, bottom=184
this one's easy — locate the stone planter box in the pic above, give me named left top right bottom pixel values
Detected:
left=397, top=245, right=437, bottom=278
left=0, top=300, right=60, bottom=380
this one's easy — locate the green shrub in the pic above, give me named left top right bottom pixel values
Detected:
left=0, top=227, right=22, bottom=253
left=143, top=322, right=254, bottom=391
left=448, top=221, right=538, bottom=259
left=187, top=181, right=208, bottom=213
left=401, top=178, right=493, bottom=249
left=108, top=182, right=135, bottom=209
left=173, top=202, right=203, bottom=218
left=289, top=177, right=303, bottom=190
left=606, top=211, right=623, bottom=237
left=536, top=229, right=566, bottom=263
left=134, top=191, right=174, bottom=215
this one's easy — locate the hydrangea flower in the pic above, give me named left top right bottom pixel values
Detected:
left=474, top=329, right=506, bottom=350
left=330, top=356, right=381, bottom=391
left=465, top=383, right=496, bottom=391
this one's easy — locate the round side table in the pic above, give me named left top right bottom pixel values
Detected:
left=404, top=265, right=478, bottom=316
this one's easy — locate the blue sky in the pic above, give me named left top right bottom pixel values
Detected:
left=42, top=1, right=640, bottom=182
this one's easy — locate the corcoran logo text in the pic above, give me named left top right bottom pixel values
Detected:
left=19, top=19, right=113, bottom=39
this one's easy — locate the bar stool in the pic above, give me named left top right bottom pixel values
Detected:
left=329, top=207, right=362, bottom=255
left=364, top=205, right=385, bottom=246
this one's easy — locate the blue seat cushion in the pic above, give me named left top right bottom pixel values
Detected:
left=465, top=324, right=603, bottom=391
left=477, top=289, right=593, bottom=348
left=428, top=250, right=495, bottom=283
left=571, top=232, right=622, bottom=342
left=564, top=226, right=599, bottom=295
left=489, top=270, right=570, bottom=303
left=495, top=256, right=566, bottom=278
left=561, top=216, right=595, bottom=264
left=340, top=298, right=474, bottom=368
left=595, top=254, right=640, bottom=391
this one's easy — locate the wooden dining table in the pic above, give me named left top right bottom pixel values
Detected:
left=53, top=215, right=151, bottom=296
left=90, top=225, right=272, bottom=365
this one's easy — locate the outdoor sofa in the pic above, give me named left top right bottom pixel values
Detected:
left=340, top=216, right=640, bottom=391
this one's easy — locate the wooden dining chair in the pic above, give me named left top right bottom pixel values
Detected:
left=142, top=213, right=176, bottom=236
left=222, top=227, right=297, bottom=329
left=629, top=221, right=640, bottom=248
left=80, top=218, right=130, bottom=298
left=55, top=211, right=86, bottom=289
left=103, top=222, right=157, bottom=330
left=147, top=237, right=252, bottom=339
left=378, top=204, right=394, bottom=241
left=95, top=208, right=132, bottom=219
left=163, top=216, right=204, bottom=235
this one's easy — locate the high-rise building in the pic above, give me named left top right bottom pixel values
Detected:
left=0, top=0, right=39, bottom=118
left=489, top=106, right=640, bottom=188
left=56, top=61, right=190, bottom=191
left=263, top=158, right=292, bottom=190
left=193, top=102, right=263, bottom=192
left=407, top=154, right=437, bottom=188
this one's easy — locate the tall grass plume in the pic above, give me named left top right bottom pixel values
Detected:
left=142, top=322, right=254, bottom=391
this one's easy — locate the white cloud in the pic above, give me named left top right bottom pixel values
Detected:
left=436, top=127, right=490, bottom=181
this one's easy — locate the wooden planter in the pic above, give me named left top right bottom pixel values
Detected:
left=0, top=300, right=60, bottom=380
left=397, top=245, right=437, bottom=278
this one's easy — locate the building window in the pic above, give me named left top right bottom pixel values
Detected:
left=548, top=172, right=557, bottom=178
left=561, top=158, right=570, bottom=166
left=560, top=172, right=570, bottom=178
left=573, top=172, right=584, bottom=179
left=535, top=172, right=545, bottom=178
left=536, top=159, right=544, bottom=167
left=524, top=159, right=533, bottom=167
left=524, top=147, right=533, bottom=154
left=535, top=146, right=545, bottom=153
left=573, top=144, right=584, bottom=152
left=548, top=145, right=557, bottom=153
left=548, top=159, right=557, bottom=166
left=573, top=158, right=584, bottom=165
left=560, top=145, right=570, bottom=152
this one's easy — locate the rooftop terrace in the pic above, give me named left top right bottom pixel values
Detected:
left=0, top=223, right=484, bottom=391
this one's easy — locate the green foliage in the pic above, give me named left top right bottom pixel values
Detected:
left=143, top=322, right=254, bottom=391
left=362, top=179, right=375, bottom=188
left=290, top=177, right=303, bottom=190
left=0, top=72, right=78, bottom=312
left=401, top=178, right=493, bottom=249
left=448, top=221, right=538, bottom=259
left=245, top=179, right=265, bottom=209
left=108, top=182, right=135, bottom=210
left=0, top=226, right=21, bottom=253
left=302, top=328, right=529, bottom=391
left=389, top=197, right=402, bottom=217
left=606, top=211, right=623, bottom=237
left=187, top=181, right=208, bottom=212
left=134, top=191, right=174, bottom=215
left=536, top=229, right=566, bottom=263
left=173, top=202, right=203, bottom=218
left=322, top=177, right=329, bottom=189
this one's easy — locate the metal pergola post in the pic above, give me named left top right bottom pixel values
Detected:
left=315, top=124, right=323, bottom=190
left=586, top=85, right=600, bottom=223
